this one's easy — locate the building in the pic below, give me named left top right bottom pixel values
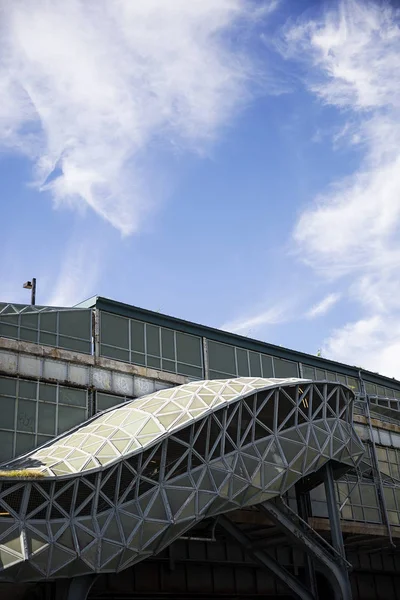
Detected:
left=0, top=296, right=400, bottom=600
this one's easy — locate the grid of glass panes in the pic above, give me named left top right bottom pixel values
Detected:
left=207, top=340, right=298, bottom=380
left=0, top=376, right=89, bottom=462
left=100, top=312, right=203, bottom=379
left=365, top=381, right=400, bottom=412
left=0, top=307, right=92, bottom=354
left=310, top=480, right=381, bottom=524
left=301, top=365, right=360, bottom=393
left=383, top=486, right=400, bottom=525
left=376, top=446, right=400, bottom=481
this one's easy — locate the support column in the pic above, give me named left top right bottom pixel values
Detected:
left=296, top=485, right=319, bottom=599
left=323, top=463, right=352, bottom=600
left=323, top=463, right=346, bottom=558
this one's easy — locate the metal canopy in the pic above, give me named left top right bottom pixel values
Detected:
left=0, top=378, right=364, bottom=583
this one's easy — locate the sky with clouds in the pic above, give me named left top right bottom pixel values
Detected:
left=1, top=0, right=399, bottom=379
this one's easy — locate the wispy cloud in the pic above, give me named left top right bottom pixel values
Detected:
left=44, top=238, right=101, bottom=307
left=221, top=303, right=289, bottom=336
left=284, top=0, right=400, bottom=377
left=0, top=0, right=271, bottom=235
left=306, top=293, right=341, bottom=319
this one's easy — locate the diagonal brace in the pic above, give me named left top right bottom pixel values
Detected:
left=218, top=514, right=316, bottom=600
left=259, top=500, right=352, bottom=600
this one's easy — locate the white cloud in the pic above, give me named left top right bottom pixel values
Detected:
left=284, top=0, right=400, bottom=377
left=306, top=293, right=341, bottom=319
left=0, top=0, right=269, bottom=235
left=221, top=303, right=289, bottom=336
left=45, top=239, right=100, bottom=307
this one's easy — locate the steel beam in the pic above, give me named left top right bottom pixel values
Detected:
left=260, top=499, right=352, bottom=600
left=296, top=485, right=319, bottom=599
left=324, top=463, right=346, bottom=558
left=218, top=514, right=315, bottom=600
left=55, top=575, right=97, bottom=600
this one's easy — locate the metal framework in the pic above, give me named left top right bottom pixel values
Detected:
left=0, top=377, right=364, bottom=584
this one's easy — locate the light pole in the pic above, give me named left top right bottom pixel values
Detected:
left=22, top=278, right=36, bottom=306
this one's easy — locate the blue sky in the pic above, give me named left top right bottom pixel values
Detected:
left=1, top=0, right=400, bottom=378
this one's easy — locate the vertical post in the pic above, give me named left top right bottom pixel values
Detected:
left=323, top=462, right=345, bottom=558
left=296, top=484, right=319, bottom=599
left=31, top=278, right=36, bottom=306
left=202, top=337, right=209, bottom=380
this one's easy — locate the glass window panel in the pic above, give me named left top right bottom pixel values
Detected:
left=0, top=377, right=17, bottom=397
left=208, top=341, right=236, bottom=376
left=360, top=484, right=378, bottom=507
left=376, top=385, right=385, bottom=396
left=337, top=374, right=346, bottom=385
left=352, top=506, right=364, bottom=521
left=39, top=332, right=57, bottom=346
left=363, top=508, right=380, bottom=523
left=18, top=380, right=37, bottom=399
left=57, top=406, right=86, bottom=434
left=388, top=449, right=396, bottom=462
left=39, top=384, right=57, bottom=403
left=59, top=337, right=91, bottom=354
left=236, top=349, right=249, bottom=376
left=146, top=325, right=160, bottom=357
left=40, top=311, right=57, bottom=333
left=100, top=345, right=129, bottom=362
left=0, top=397, right=15, bottom=430
left=15, top=433, right=35, bottom=456
left=131, top=351, right=146, bottom=366
left=19, top=328, right=38, bottom=343
left=16, top=399, right=36, bottom=433
left=365, top=382, right=377, bottom=395
left=315, top=368, right=326, bottom=380
left=326, top=371, right=338, bottom=382
left=0, top=323, right=18, bottom=338
left=38, top=403, right=56, bottom=435
left=177, top=363, right=203, bottom=379
left=37, top=435, right=52, bottom=448
left=0, top=431, right=14, bottom=461
left=209, top=370, right=229, bottom=380
left=341, top=505, right=353, bottom=520
left=391, top=465, right=400, bottom=480
left=384, top=487, right=396, bottom=510
left=161, top=328, right=175, bottom=360
left=350, top=484, right=361, bottom=505
left=385, top=388, right=395, bottom=399
left=380, top=462, right=391, bottom=476
left=59, top=310, right=91, bottom=340
left=131, top=320, right=145, bottom=353
left=376, top=447, right=387, bottom=461
left=176, top=332, right=201, bottom=366
left=274, top=358, right=298, bottom=378
left=162, top=359, right=176, bottom=373
left=347, top=377, right=360, bottom=392
left=249, top=352, right=262, bottom=377
left=0, top=314, right=18, bottom=326
left=388, top=511, right=399, bottom=525
left=20, top=313, right=38, bottom=329
left=100, top=312, right=129, bottom=349
left=59, top=387, right=86, bottom=407
left=311, top=502, right=329, bottom=518
left=261, top=355, right=273, bottom=378
left=302, top=366, right=315, bottom=379
left=147, top=356, right=161, bottom=370
left=97, top=393, right=124, bottom=412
